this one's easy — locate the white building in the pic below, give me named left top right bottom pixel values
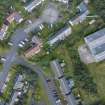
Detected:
left=24, top=0, right=45, bottom=12
left=56, top=0, right=69, bottom=4
left=84, top=28, right=105, bottom=62
left=69, top=2, right=89, bottom=26
left=50, top=60, right=77, bottom=105
left=48, top=26, right=72, bottom=46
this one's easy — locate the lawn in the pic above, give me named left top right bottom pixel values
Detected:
left=88, top=62, right=105, bottom=101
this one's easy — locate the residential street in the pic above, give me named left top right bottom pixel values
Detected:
left=15, top=56, right=59, bottom=105
left=0, top=29, right=28, bottom=92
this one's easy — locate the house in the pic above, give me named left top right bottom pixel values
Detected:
left=50, top=59, right=64, bottom=79
left=84, top=28, right=105, bottom=62
left=13, top=75, right=24, bottom=90
left=14, top=12, right=23, bottom=23
left=6, top=12, right=16, bottom=24
left=0, top=24, right=8, bottom=40
left=6, top=12, right=23, bottom=24
left=50, top=60, right=77, bottom=105
left=25, top=36, right=42, bottom=58
left=0, top=12, right=23, bottom=40
left=48, top=26, right=72, bottom=46
left=24, top=0, right=45, bottom=12
left=9, top=75, right=25, bottom=105
left=56, top=0, right=69, bottom=4
left=69, top=2, right=89, bottom=26
left=59, top=78, right=71, bottom=95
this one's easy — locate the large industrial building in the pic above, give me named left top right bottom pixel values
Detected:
left=84, top=28, right=105, bottom=62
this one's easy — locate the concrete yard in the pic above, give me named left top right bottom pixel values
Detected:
left=78, top=44, right=95, bottom=64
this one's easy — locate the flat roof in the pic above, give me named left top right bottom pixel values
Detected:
left=85, top=28, right=105, bottom=61
left=85, top=28, right=105, bottom=43
left=93, top=42, right=105, bottom=55
left=48, top=26, right=71, bottom=45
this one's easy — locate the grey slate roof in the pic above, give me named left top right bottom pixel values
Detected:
left=85, top=28, right=105, bottom=43
left=24, top=0, right=44, bottom=12
left=48, top=26, right=72, bottom=45
left=59, top=78, right=71, bottom=95
left=50, top=59, right=64, bottom=79
left=77, top=2, right=88, bottom=13
left=50, top=59, right=77, bottom=105
left=69, top=1, right=89, bottom=26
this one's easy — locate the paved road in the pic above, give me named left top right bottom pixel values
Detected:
left=24, top=18, right=43, bottom=33
left=0, top=29, right=29, bottom=92
left=0, top=17, right=44, bottom=92
left=0, top=3, right=60, bottom=92
left=15, top=57, right=59, bottom=105
left=0, top=5, right=71, bottom=105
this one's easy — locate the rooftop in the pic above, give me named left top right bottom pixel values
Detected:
left=85, top=28, right=105, bottom=61
left=50, top=59, right=64, bottom=79
left=69, top=1, right=89, bottom=26
left=77, top=2, right=88, bottom=13
left=48, top=26, right=72, bottom=45
left=24, top=0, right=45, bottom=12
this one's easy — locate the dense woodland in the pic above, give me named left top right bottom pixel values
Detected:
left=91, top=0, right=105, bottom=22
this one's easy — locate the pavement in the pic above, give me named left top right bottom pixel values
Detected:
left=0, top=4, right=75, bottom=105
left=0, top=29, right=29, bottom=92
left=78, top=44, right=95, bottom=64
left=15, top=56, right=59, bottom=105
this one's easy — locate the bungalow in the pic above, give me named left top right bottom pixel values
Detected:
left=0, top=12, right=23, bottom=40
left=24, top=0, right=45, bottom=12
left=69, top=2, right=89, bottom=26
left=9, top=75, right=26, bottom=105
left=0, top=24, right=8, bottom=40
left=25, top=36, right=42, bottom=58
left=48, top=26, right=72, bottom=46
left=50, top=59, right=64, bottom=79
left=6, top=12, right=23, bottom=24
left=56, top=0, right=69, bottom=4
left=14, top=12, right=23, bottom=23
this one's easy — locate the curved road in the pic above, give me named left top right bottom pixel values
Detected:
left=15, top=57, right=59, bottom=105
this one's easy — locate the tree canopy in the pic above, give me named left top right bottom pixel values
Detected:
left=91, top=0, right=105, bottom=22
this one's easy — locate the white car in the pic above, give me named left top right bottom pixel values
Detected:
left=20, top=41, right=25, bottom=45
left=1, top=57, right=6, bottom=62
left=8, top=42, right=13, bottom=46
left=24, top=38, right=29, bottom=42
left=18, top=43, right=24, bottom=48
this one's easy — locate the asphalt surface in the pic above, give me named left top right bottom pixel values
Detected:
left=0, top=5, right=76, bottom=105
left=15, top=57, right=59, bottom=105
left=0, top=29, right=28, bottom=92
left=24, top=18, right=43, bottom=33
left=15, top=57, right=77, bottom=105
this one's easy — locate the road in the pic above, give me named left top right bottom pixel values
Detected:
left=24, top=18, right=43, bottom=33
left=0, top=4, right=60, bottom=92
left=0, top=15, right=45, bottom=92
left=0, top=14, right=57, bottom=104
left=0, top=29, right=29, bottom=92
left=15, top=57, right=59, bottom=105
